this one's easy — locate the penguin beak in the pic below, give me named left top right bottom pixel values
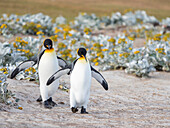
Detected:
left=46, top=45, right=51, bottom=49
left=83, top=55, right=87, bottom=62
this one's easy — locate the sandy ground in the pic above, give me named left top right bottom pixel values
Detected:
left=0, top=70, right=170, bottom=128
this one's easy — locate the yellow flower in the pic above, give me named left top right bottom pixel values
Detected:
left=57, top=42, right=66, bottom=49
left=80, top=42, right=87, bottom=47
left=123, top=53, right=130, bottom=58
left=24, top=50, right=30, bottom=54
left=155, top=48, right=159, bottom=51
left=107, top=38, right=116, bottom=45
left=15, top=37, right=22, bottom=42
left=63, top=32, right=68, bottom=39
left=153, top=34, right=162, bottom=41
left=118, top=38, right=126, bottom=44
left=13, top=42, right=18, bottom=48
left=90, top=47, right=94, bottom=50
left=97, top=53, right=101, bottom=57
left=16, top=18, right=20, bottom=22
left=68, top=54, right=72, bottom=58
left=128, top=37, right=135, bottom=41
left=100, top=54, right=104, bottom=59
left=20, top=40, right=28, bottom=46
left=93, top=43, right=102, bottom=48
left=102, top=48, right=107, bottom=52
left=36, top=31, right=44, bottom=35
left=50, top=35, right=58, bottom=42
left=95, top=62, right=99, bottom=66
left=0, top=68, right=7, bottom=71
left=63, top=35, right=66, bottom=40
left=17, top=49, right=22, bottom=52
left=71, top=39, right=76, bottom=46
left=96, top=52, right=104, bottom=58
left=4, top=71, right=8, bottom=74
left=55, top=28, right=61, bottom=33
left=119, top=54, right=123, bottom=57
left=0, top=24, right=7, bottom=29
left=25, top=67, right=36, bottom=73
left=68, top=33, right=72, bottom=37
left=0, top=80, right=2, bottom=83
left=163, top=36, right=168, bottom=41
left=124, top=8, right=133, bottom=14
left=36, top=24, right=42, bottom=28
left=129, top=47, right=132, bottom=50
left=109, top=52, right=117, bottom=55
left=158, top=51, right=162, bottom=53
left=84, top=28, right=92, bottom=34
left=163, top=52, right=166, bottom=55
left=134, top=51, right=140, bottom=54
left=81, top=12, right=85, bottom=16
left=32, top=68, right=36, bottom=73
left=93, top=58, right=98, bottom=63
left=63, top=28, right=70, bottom=32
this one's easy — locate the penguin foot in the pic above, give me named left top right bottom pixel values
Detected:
left=36, top=95, right=42, bottom=102
left=48, top=97, right=57, bottom=107
left=44, top=100, right=52, bottom=109
left=71, top=107, right=78, bottom=113
left=81, top=106, right=88, bottom=114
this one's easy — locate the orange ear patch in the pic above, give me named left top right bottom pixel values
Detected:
left=77, top=48, right=79, bottom=53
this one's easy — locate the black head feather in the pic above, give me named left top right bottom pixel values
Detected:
left=77, top=47, right=87, bottom=57
left=44, top=39, right=53, bottom=49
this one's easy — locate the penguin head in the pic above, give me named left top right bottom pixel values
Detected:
left=44, top=39, right=53, bottom=49
left=77, top=47, right=87, bottom=61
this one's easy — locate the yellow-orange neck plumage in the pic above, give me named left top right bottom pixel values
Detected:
left=45, top=48, right=54, bottom=53
left=78, top=56, right=87, bottom=63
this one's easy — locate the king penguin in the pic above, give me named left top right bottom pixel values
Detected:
left=47, top=47, right=108, bottom=113
left=11, top=39, right=68, bottom=109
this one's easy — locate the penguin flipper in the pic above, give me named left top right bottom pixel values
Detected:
left=91, top=66, right=108, bottom=90
left=57, top=56, right=68, bottom=68
left=10, top=57, right=37, bottom=79
left=47, top=67, right=70, bottom=86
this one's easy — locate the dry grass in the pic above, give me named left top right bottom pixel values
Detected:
left=0, top=0, right=170, bottom=20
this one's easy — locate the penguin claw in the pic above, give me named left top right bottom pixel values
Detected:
left=47, top=97, right=57, bottom=107
left=71, top=107, right=78, bottom=113
left=44, top=101, right=52, bottom=109
left=81, top=111, right=88, bottom=114
left=36, top=95, right=42, bottom=102
left=81, top=106, right=88, bottom=114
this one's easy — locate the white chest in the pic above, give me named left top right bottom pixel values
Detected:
left=71, top=59, right=91, bottom=88
left=38, top=50, right=59, bottom=83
